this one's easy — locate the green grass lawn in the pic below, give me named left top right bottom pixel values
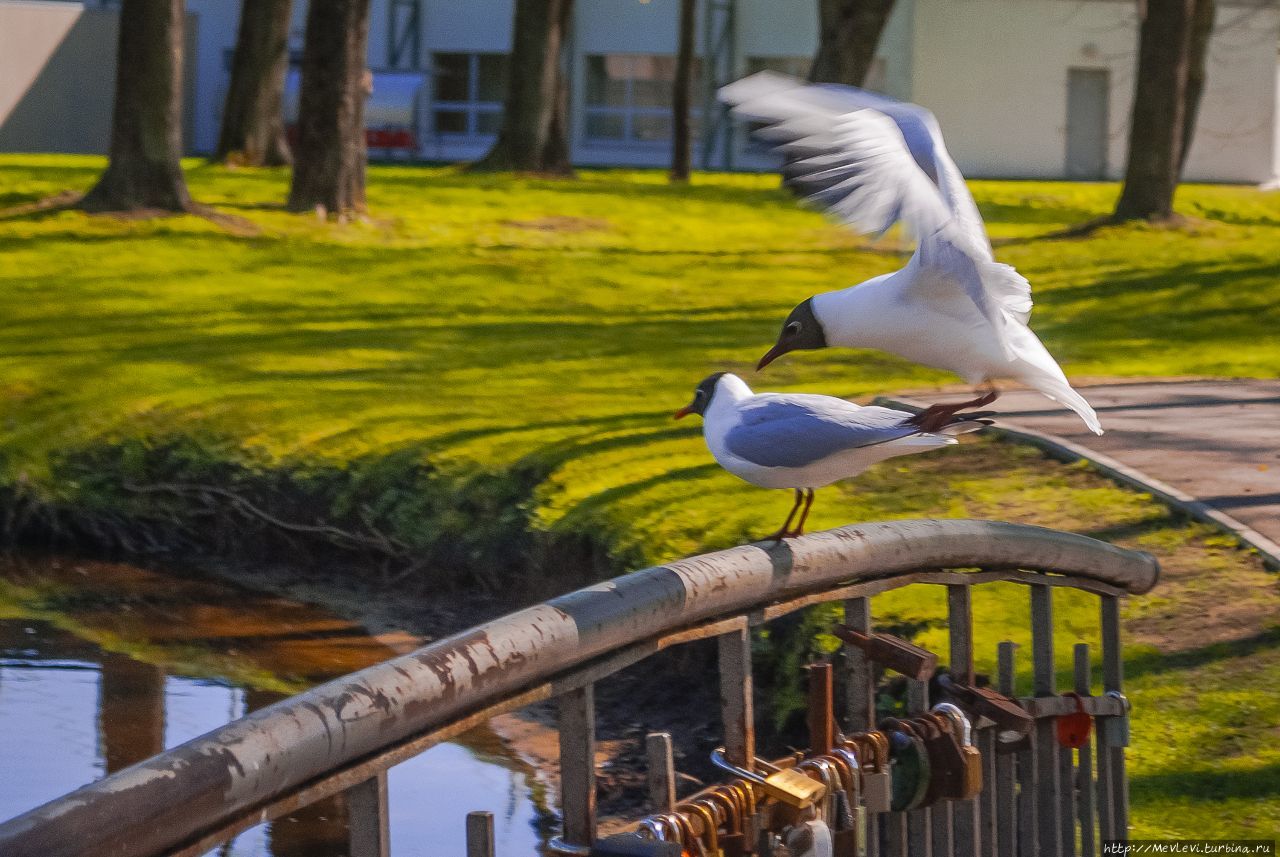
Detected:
left=1, top=155, right=1278, bottom=837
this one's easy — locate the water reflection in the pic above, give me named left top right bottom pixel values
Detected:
left=0, top=555, right=554, bottom=856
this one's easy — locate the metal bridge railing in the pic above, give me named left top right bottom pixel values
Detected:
left=0, top=518, right=1158, bottom=857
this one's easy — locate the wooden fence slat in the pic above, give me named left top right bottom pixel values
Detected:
left=558, top=684, right=597, bottom=846
left=978, top=725, right=998, bottom=857
left=996, top=642, right=1018, bottom=857
left=843, top=597, right=881, bottom=857
left=718, top=627, right=755, bottom=772
left=1031, top=585, right=1061, bottom=857
left=907, top=679, right=933, bottom=857
left=1100, top=595, right=1128, bottom=842
left=1059, top=736, right=1077, bottom=856
left=465, top=810, right=495, bottom=857
left=1074, top=644, right=1096, bottom=857
left=645, top=732, right=676, bottom=813
left=345, top=771, right=390, bottom=857
left=949, top=584, right=978, bottom=857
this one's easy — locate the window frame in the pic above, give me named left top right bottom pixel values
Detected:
left=581, top=53, right=699, bottom=147
left=429, top=52, right=505, bottom=139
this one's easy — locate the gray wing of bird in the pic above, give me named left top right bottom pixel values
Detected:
left=724, top=395, right=918, bottom=468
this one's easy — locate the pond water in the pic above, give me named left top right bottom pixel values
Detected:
left=0, top=554, right=555, bottom=856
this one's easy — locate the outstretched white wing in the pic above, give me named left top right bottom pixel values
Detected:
left=719, top=71, right=990, bottom=255
left=721, top=72, right=1035, bottom=352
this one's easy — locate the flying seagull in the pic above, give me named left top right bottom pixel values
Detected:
left=674, top=373, right=992, bottom=540
left=719, top=71, right=1103, bottom=435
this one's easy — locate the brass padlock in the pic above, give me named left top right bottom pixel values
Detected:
left=833, top=625, right=938, bottom=681
left=681, top=800, right=723, bottom=857
left=706, top=789, right=747, bottom=857
left=1103, top=691, right=1131, bottom=747
left=711, top=748, right=827, bottom=809
left=933, top=702, right=982, bottom=799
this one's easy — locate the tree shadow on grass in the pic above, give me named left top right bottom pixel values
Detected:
left=1124, top=626, right=1280, bottom=681
left=1130, top=760, right=1280, bottom=802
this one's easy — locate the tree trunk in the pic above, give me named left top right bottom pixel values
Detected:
left=287, top=0, right=371, bottom=217
left=214, top=0, right=294, bottom=167
left=1113, top=0, right=1199, bottom=222
left=469, top=0, right=575, bottom=175
left=670, top=0, right=696, bottom=182
left=82, top=0, right=191, bottom=213
left=1178, top=0, right=1216, bottom=176
left=809, top=0, right=896, bottom=87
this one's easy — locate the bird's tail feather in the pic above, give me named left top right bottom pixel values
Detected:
left=1033, top=379, right=1104, bottom=435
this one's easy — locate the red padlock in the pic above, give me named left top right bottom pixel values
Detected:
left=1055, top=691, right=1093, bottom=749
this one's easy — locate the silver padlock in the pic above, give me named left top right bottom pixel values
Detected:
left=846, top=735, right=891, bottom=814
left=784, top=817, right=835, bottom=857
left=1103, top=691, right=1131, bottom=747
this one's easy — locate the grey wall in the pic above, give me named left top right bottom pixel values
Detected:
left=0, top=2, right=197, bottom=155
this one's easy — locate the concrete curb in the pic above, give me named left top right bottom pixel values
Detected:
left=877, top=395, right=1280, bottom=572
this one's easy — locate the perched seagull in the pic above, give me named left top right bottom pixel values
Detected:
left=674, top=373, right=992, bottom=540
left=719, top=72, right=1103, bottom=435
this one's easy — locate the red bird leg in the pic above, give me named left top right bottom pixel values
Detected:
left=790, top=488, right=816, bottom=537
left=907, top=388, right=999, bottom=433
left=763, top=489, right=805, bottom=543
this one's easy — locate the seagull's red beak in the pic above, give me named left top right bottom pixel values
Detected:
left=757, top=342, right=789, bottom=371
left=673, top=405, right=693, bottom=420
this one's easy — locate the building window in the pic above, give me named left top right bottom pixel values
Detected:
left=430, top=53, right=507, bottom=137
left=583, top=54, right=700, bottom=145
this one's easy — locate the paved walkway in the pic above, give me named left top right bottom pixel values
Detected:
left=894, top=380, right=1280, bottom=566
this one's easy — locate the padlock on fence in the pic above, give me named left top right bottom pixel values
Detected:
left=1055, top=691, right=1093, bottom=749
left=936, top=673, right=1034, bottom=735
left=711, top=748, right=827, bottom=808
left=845, top=732, right=891, bottom=814
left=832, top=625, right=938, bottom=681
left=932, top=702, right=983, bottom=799
left=1102, top=690, right=1131, bottom=747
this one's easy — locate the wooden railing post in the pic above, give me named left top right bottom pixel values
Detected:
left=1074, top=644, right=1096, bottom=857
left=949, top=584, right=978, bottom=857
left=558, top=684, right=597, bottom=847
left=345, top=771, right=390, bottom=857
left=906, top=678, right=933, bottom=857
left=996, top=641, right=1018, bottom=857
left=465, top=810, right=495, bottom=857
left=1030, top=584, right=1059, bottom=857
left=1098, top=595, right=1128, bottom=842
left=646, top=732, right=677, bottom=813
left=843, top=597, right=882, bottom=857
left=718, top=626, right=755, bottom=771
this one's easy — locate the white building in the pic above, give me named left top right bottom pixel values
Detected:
left=3, top=0, right=1278, bottom=183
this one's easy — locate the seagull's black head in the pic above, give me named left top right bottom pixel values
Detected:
left=757, top=297, right=827, bottom=371
left=674, top=372, right=726, bottom=420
